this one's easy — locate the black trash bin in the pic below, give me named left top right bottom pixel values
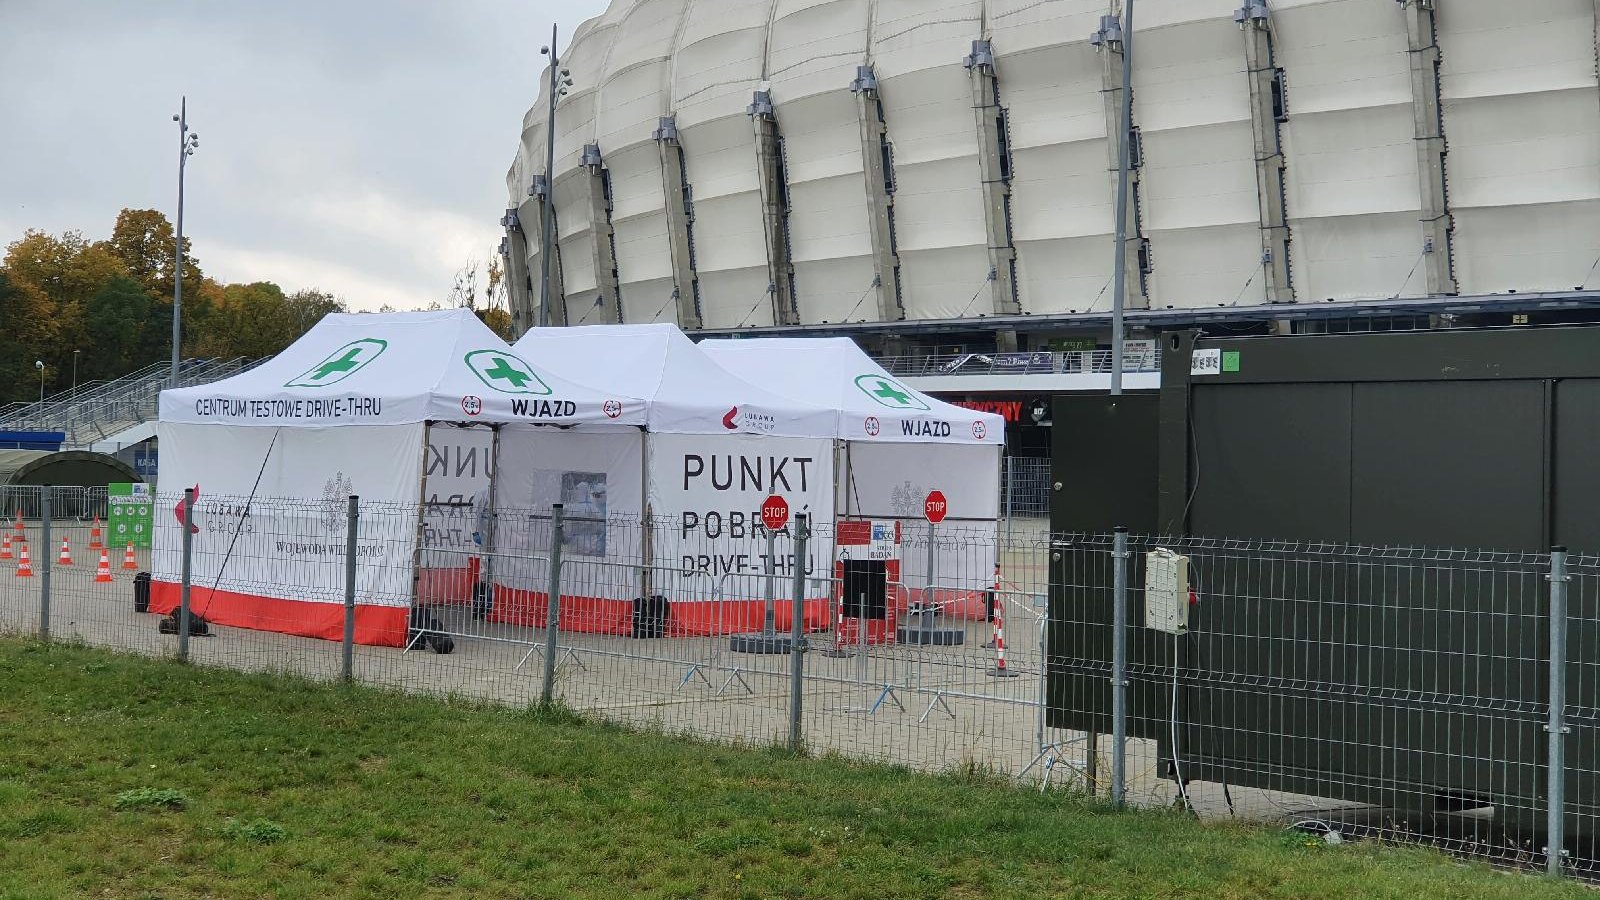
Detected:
left=133, top=571, right=152, bottom=613
left=632, top=594, right=669, bottom=638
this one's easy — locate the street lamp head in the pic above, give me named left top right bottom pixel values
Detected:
left=173, top=113, right=180, bottom=122
left=35, top=360, right=43, bottom=370
left=540, top=45, right=550, bottom=54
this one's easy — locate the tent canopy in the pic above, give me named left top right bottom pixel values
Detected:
left=699, top=338, right=1005, bottom=445
left=160, top=309, right=646, bottom=428
left=513, top=324, right=837, bottom=437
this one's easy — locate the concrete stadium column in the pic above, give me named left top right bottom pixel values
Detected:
left=964, top=39, right=1022, bottom=321
left=749, top=90, right=799, bottom=327
left=1237, top=2, right=1294, bottom=304
left=527, top=177, right=568, bottom=326
left=1097, top=9, right=1149, bottom=309
left=581, top=144, right=624, bottom=323
left=500, top=208, right=534, bottom=337
left=653, top=116, right=703, bottom=330
left=851, top=64, right=906, bottom=323
left=1400, top=0, right=1458, bottom=296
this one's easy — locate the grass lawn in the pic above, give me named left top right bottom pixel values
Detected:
left=0, top=639, right=1585, bottom=900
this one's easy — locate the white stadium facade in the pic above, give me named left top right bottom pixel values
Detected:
left=502, top=0, right=1600, bottom=348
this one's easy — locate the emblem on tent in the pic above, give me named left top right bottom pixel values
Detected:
left=464, top=350, right=551, bottom=395
left=322, top=472, right=354, bottom=532
left=461, top=395, right=483, bottom=416
left=972, top=420, right=987, bottom=440
left=854, top=374, right=930, bottom=411
left=864, top=416, right=880, bottom=436
left=603, top=400, right=622, bottom=419
left=285, top=338, right=388, bottom=388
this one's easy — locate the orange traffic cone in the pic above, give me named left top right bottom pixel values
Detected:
left=11, top=511, right=22, bottom=536
left=122, top=542, right=138, bottom=570
left=0, top=533, right=11, bottom=561
left=94, top=548, right=113, bottom=583
left=15, top=543, right=32, bottom=578
left=90, top=517, right=104, bottom=549
left=57, top=537, right=73, bottom=566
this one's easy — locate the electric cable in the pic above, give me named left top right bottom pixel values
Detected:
left=1170, top=628, right=1193, bottom=814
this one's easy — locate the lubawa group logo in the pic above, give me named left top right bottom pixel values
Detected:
left=285, top=339, right=388, bottom=388
left=464, top=350, right=551, bottom=395
left=723, top=405, right=777, bottom=433
left=854, top=374, right=930, bottom=411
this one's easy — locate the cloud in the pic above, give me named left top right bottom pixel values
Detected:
left=0, top=0, right=608, bottom=311
left=200, top=240, right=440, bottom=312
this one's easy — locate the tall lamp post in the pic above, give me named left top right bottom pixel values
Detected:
left=1093, top=2, right=1136, bottom=396
left=171, top=98, right=199, bottom=388
left=537, top=28, right=574, bottom=328
left=35, top=360, right=44, bottom=405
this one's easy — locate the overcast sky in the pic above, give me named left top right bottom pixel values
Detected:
left=0, top=0, right=609, bottom=311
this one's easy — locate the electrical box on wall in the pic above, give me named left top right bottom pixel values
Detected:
left=1145, top=548, right=1190, bottom=634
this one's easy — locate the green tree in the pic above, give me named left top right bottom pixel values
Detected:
left=0, top=272, right=57, bottom=404
left=102, top=208, right=202, bottom=302
left=82, top=275, right=153, bottom=381
left=3, top=229, right=127, bottom=393
left=195, top=283, right=345, bottom=359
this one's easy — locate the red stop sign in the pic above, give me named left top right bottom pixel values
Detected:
left=924, top=490, right=948, bottom=524
left=761, top=495, right=790, bottom=531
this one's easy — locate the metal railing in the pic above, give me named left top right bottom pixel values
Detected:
left=0, top=357, right=266, bottom=447
left=875, top=349, right=1162, bottom=378
left=2, top=487, right=1596, bottom=881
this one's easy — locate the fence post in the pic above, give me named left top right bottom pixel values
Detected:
left=39, top=488, right=51, bottom=641
left=541, top=504, right=565, bottom=706
left=1004, top=455, right=1014, bottom=522
left=1111, top=526, right=1129, bottom=808
left=179, top=487, right=194, bottom=662
left=342, top=495, right=359, bottom=683
left=789, top=513, right=810, bottom=753
left=1546, top=545, right=1569, bottom=877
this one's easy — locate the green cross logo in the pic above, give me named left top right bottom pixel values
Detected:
left=465, top=350, right=551, bottom=395
left=855, top=374, right=929, bottom=410
left=285, top=339, right=388, bottom=387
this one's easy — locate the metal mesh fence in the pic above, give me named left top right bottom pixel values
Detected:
left=0, top=487, right=1595, bottom=879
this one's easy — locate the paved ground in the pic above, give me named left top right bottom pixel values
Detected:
left=0, top=519, right=1330, bottom=822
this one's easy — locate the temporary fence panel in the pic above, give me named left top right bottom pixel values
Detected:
left=646, top=431, right=835, bottom=633
left=150, top=423, right=424, bottom=645
left=491, top=427, right=646, bottom=634
left=842, top=440, right=1000, bottom=610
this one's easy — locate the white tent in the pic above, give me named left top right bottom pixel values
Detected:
left=489, top=324, right=842, bottom=636
left=701, top=338, right=1005, bottom=614
left=151, top=309, right=645, bottom=646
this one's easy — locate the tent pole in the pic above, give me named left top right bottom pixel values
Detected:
left=411, top=421, right=433, bottom=612
left=484, top=424, right=502, bottom=593
left=639, top=429, right=652, bottom=605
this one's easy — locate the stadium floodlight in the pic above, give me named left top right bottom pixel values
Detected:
left=170, top=97, right=199, bottom=388
left=1091, top=14, right=1123, bottom=50
left=1234, top=1, right=1270, bottom=26
left=535, top=24, right=572, bottom=329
